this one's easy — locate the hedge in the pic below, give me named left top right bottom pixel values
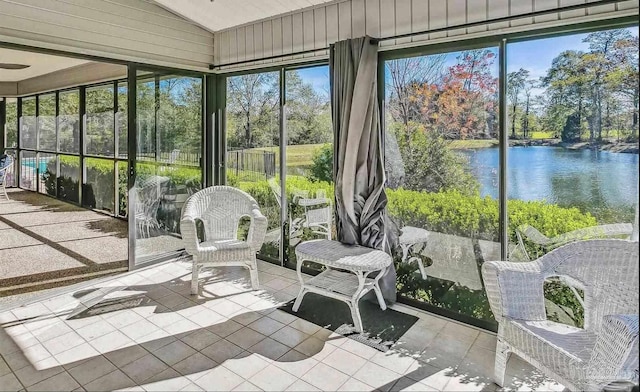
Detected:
left=46, top=156, right=201, bottom=217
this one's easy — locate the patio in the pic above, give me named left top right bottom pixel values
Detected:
left=0, top=189, right=127, bottom=297
left=0, top=259, right=563, bottom=392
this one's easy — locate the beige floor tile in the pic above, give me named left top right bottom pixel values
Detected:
left=136, top=330, right=177, bottom=353
left=179, top=329, right=221, bottom=351
left=186, top=308, right=226, bottom=328
left=120, top=354, right=169, bottom=384
left=273, top=349, right=319, bottom=376
left=171, top=353, right=217, bottom=379
left=226, top=328, right=266, bottom=350
left=56, top=343, right=101, bottom=368
left=67, top=355, right=117, bottom=385
left=411, top=366, right=457, bottom=391
left=340, top=338, right=379, bottom=360
left=120, top=319, right=160, bottom=341
left=205, top=299, right=244, bottom=317
left=232, top=381, right=263, bottom=391
left=84, top=369, right=137, bottom=391
left=42, top=331, right=86, bottom=355
left=14, top=364, right=65, bottom=388
left=139, top=368, right=192, bottom=392
left=162, top=318, right=200, bottom=336
left=179, top=382, right=205, bottom=391
left=103, top=345, right=149, bottom=369
left=222, top=352, right=270, bottom=379
left=390, top=376, right=439, bottom=392
left=265, top=310, right=297, bottom=325
left=337, top=377, right=375, bottom=391
left=89, top=331, right=133, bottom=354
left=0, top=357, right=10, bottom=377
left=473, top=333, right=497, bottom=352
left=192, top=366, right=244, bottom=391
left=247, top=317, right=285, bottom=336
left=151, top=340, right=197, bottom=366
left=371, top=350, right=420, bottom=375
left=26, top=371, right=80, bottom=392
left=0, top=372, right=23, bottom=392
left=5, top=344, right=53, bottom=372
left=352, top=361, right=402, bottom=391
left=206, top=319, right=244, bottom=338
left=321, top=347, right=368, bottom=376
left=270, top=325, right=309, bottom=348
left=248, top=337, right=290, bottom=361
left=200, top=339, right=244, bottom=364
left=75, top=321, right=117, bottom=342
left=288, top=318, right=322, bottom=336
left=301, top=362, right=350, bottom=391
left=102, top=311, right=145, bottom=331
left=249, top=364, right=298, bottom=392
left=285, top=379, right=320, bottom=391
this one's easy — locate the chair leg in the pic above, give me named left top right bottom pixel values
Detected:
left=249, top=267, right=259, bottom=290
left=191, top=261, right=200, bottom=295
left=494, top=338, right=511, bottom=387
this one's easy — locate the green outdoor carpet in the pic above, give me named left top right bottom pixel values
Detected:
left=280, top=292, right=418, bottom=352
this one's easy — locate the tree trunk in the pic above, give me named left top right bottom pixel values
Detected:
left=511, top=103, right=517, bottom=138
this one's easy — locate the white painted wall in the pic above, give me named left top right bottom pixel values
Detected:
left=213, top=0, right=639, bottom=71
left=0, top=0, right=214, bottom=71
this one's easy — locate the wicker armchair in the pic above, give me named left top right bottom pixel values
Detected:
left=516, top=223, right=633, bottom=260
left=180, top=186, right=268, bottom=294
left=0, top=155, right=14, bottom=200
left=482, top=239, right=639, bottom=391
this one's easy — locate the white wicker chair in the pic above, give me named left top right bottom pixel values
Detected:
left=180, top=186, right=268, bottom=294
left=482, top=239, right=639, bottom=391
left=0, top=155, right=14, bottom=200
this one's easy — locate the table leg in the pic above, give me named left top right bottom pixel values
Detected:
left=293, top=257, right=307, bottom=312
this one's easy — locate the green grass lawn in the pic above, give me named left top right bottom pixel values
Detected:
left=449, top=139, right=499, bottom=149
left=530, top=131, right=556, bottom=139
left=250, top=143, right=327, bottom=168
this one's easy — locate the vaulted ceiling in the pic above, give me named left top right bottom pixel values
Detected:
left=151, top=0, right=338, bottom=32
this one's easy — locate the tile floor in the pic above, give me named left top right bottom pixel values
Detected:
left=0, top=259, right=565, bottom=391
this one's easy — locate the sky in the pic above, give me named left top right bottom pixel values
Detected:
left=296, top=26, right=638, bottom=100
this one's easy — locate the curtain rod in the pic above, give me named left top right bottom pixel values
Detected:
left=210, top=0, right=624, bottom=69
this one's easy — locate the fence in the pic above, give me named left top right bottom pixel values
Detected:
left=226, top=149, right=276, bottom=182
left=137, top=150, right=201, bottom=166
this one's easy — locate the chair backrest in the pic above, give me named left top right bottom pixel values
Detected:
left=182, top=186, right=259, bottom=241
left=536, top=239, right=639, bottom=332
left=0, top=155, right=14, bottom=184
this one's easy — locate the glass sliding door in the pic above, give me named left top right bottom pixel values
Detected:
left=506, top=27, right=639, bottom=328
left=133, top=70, right=204, bottom=265
left=225, top=71, right=281, bottom=261
left=285, top=65, right=333, bottom=266
left=4, top=98, right=18, bottom=187
left=384, top=47, right=500, bottom=328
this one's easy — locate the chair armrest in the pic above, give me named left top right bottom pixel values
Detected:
left=587, top=315, right=639, bottom=387
left=247, top=208, right=268, bottom=252
left=481, top=260, right=547, bottom=323
left=180, top=217, right=201, bottom=256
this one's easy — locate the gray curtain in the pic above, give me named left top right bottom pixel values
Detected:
left=330, top=36, right=397, bottom=303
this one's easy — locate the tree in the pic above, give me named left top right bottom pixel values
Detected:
left=521, top=79, right=537, bottom=139
left=285, top=71, right=331, bottom=146
left=507, top=68, right=529, bottom=138
left=583, top=29, right=633, bottom=141
left=386, top=55, right=446, bottom=126
left=226, top=73, right=279, bottom=149
left=562, top=112, right=582, bottom=142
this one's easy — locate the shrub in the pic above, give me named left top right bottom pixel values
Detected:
left=307, top=144, right=333, bottom=183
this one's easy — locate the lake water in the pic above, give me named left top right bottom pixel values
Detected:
left=461, top=146, right=639, bottom=221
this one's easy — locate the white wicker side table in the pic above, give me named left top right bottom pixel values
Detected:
left=293, top=239, right=392, bottom=333
left=399, top=226, right=430, bottom=279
